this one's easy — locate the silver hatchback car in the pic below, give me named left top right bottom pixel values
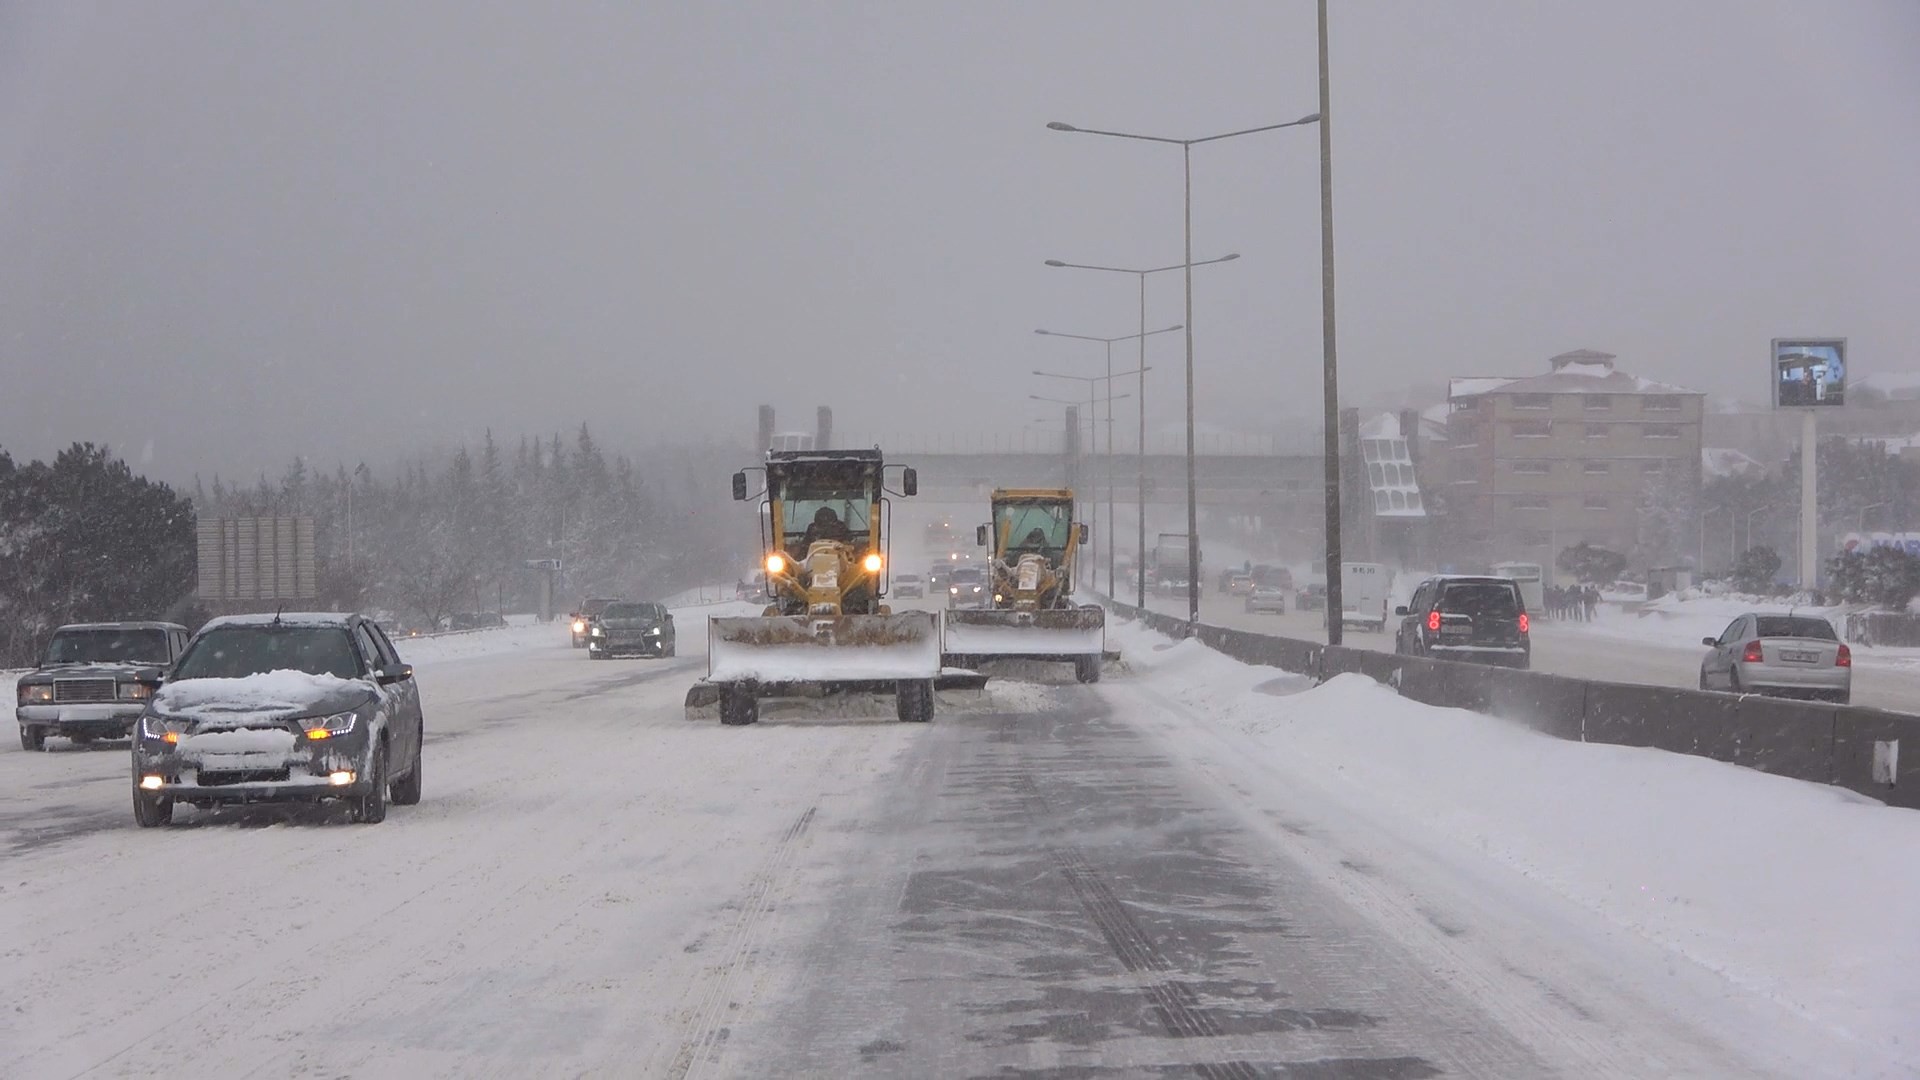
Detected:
left=1699, top=613, right=1850, bottom=704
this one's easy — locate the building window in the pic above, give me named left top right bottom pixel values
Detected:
left=1510, top=420, right=1552, bottom=439
left=1584, top=395, right=1612, bottom=411
left=1511, top=393, right=1552, bottom=411
left=1645, top=395, right=1683, bottom=412
left=1513, top=495, right=1550, bottom=510
left=1517, top=528, right=1549, bottom=546
left=1512, top=460, right=1551, bottom=475
left=1585, top=495, right=1610, bottom=511
left=1641, top=460, right=1666, bottom=474
left=1583, top=461, right=1609, bottom=475
left=1584, top=424, right=1608, bottom=440
left=1643, top=425, right=1680, bottom=439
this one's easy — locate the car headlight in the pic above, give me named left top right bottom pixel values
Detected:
left=572, top=619, right=587, bottom=634
left=119, top=682, right=153, bottom=701
left=298, top=711, right=358, bottom=741
left=18, top=684, right=52, bottom=705
left=950, top=586, right=959, bottom=594
left=140, top=714, right=192, bottom=744
left=645, top=627, right=661, bottom=635
left=590, top=626, right=606, bottom=637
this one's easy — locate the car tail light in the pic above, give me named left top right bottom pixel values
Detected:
left=1741, top=640, right=1764, bottom=664
left=1426, top=610, right=1441, bottom=632
left=1517, top=613, right=1530, bottom=634
left=1836, top=644, right=1852, bottom=667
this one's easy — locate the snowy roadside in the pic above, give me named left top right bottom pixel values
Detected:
left=1556, top=594, right=1920, bottom=669
left=1108, top=617, right=1920, bottom=1074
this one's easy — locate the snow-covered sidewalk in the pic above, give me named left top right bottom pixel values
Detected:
left=1110, top=617, right=1920, bottom=1075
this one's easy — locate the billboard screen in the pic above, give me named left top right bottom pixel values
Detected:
left=1772, top=338, right=1846, bottom=408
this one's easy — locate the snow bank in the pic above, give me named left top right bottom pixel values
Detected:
left=395, top=622, right=572, bottom=664
left=1111, top=619, right=1920, bottom=1069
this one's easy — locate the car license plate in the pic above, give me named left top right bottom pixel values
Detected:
left=1781, top=649, right=1818, bottom=663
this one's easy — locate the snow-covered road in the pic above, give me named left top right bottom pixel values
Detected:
left=3, top=618, right=1909, bottom=1077
left=1144, top=589, right=1920, bottom=714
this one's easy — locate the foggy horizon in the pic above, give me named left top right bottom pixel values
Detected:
left=4, top=1, right=1916, bottom=485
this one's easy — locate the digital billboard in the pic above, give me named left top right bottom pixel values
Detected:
left=1772, top=338, right=1846, bottom=408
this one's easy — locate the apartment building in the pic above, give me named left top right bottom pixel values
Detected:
left=1436, top=350, right=1704, bottom=573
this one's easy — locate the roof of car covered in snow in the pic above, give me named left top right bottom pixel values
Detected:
left=199, top=613, right=364, bottom=631
left=52, top=621, right=188, bottom=633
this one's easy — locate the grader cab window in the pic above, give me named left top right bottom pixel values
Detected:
left=995, top=501, right=1072, bottom=560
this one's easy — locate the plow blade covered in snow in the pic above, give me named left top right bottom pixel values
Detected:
left=941, top=606, right=1108, bottom=683
left=686, top=611, right=983, bottom=724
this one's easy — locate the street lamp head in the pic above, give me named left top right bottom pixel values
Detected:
left=1046, top=121, right=1079, bottom=132
left=1218, top=253, right=1241, bottom=262
left=1298, top=112, right=1322, bottom=125
left=1043, top=259, right=1067, bottom=267
left=1033, top=329, right=1051, bottom=335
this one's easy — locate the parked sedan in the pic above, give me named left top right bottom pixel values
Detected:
left=1699, top=613, right=1849, bottom=703
left=130, top=613, right=425, bottom=827
left=1244, top=585, right=1287, bottom=614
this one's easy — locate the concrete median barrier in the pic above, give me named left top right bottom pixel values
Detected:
left=1725, top=696, right=1837, bottom=784
left=1484, top=667, right=1585, bottom=741
left=1831, top=708, right=1920, bottom=809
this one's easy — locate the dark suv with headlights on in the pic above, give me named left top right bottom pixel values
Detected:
left=1394, top=575, right=1531, bottom=669
left=588, top=601, right=675, bottom=659
left=16, top=622, right=189, bottom=751
left=130, top=613, right=425, bottom=827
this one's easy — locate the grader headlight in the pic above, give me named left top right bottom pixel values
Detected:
left=862, top=552, right=883, bottom=574
left=765, top=553, right=787, bottom=576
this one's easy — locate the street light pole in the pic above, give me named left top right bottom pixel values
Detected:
left=1036, top=326, right=1180, bottom=594
left=1317, top=0, right=1345, bottom=644
left=1044, top=253, right=1239, bottom=609
left=1048, top=115, right=1318, bottom=628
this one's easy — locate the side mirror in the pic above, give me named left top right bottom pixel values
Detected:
left=901, top=467, right=918, bottom=497
left=731, top=471, right=749, bottom=501
left=1394, top=606, right=1410, bottom=616
left=1079, top=523, right=1090, bottom=544
left=1702, top=637, right=1718, bottom=647
left=376, top=664, right=414, bottom=685
left=976, top=525, right=988, bottom=547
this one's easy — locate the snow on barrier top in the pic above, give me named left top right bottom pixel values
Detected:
left=1106, top=599, right=1920, bottom=811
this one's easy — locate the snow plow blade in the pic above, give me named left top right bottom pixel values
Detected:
left=940, top=606, right=1106, bottom=664
left=706, top=611, right=941, bottom=684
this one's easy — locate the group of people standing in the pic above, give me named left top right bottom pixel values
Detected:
left=1545, top=584, right=1601, bottom=621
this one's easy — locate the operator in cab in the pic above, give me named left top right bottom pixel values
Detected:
left=803, top=506, right=853, bottom=548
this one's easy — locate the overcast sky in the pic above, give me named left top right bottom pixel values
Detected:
left=3, top=1, right=1916, bottom=482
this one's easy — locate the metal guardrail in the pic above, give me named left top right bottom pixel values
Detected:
left=1104, top=599, right=1917, bottom=811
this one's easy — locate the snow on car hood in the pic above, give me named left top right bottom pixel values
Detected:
left=153, top=670, right=372, bottom=727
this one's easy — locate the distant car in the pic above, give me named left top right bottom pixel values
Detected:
left=1395, top=575, right=1530, bottom=669
left=1296, top=583, right=1327, bottom=611
left=130, top=613, right=425, bottom=827
left=946, top=566, right=989, bottom=609
left=1226, top=572, right=1255, bottom=596
left=1699, top=613, right=1849, bottom=703
left=1251, top=564, right=1293, bottom=591
left=569, top=597, right=619, bottom=648
left=926, top=565, right=948, bottom=592
left=1244, top=584, right=1287, bottom=614
left=587, top=601, right=675, bottom=659
left=735, top=573, right=767, bottom=601
left=1156, top=576, right=1189, bottom=598
left=894, top=573, right=924, bottom=599
left=15, top=622, right=191, bottom=751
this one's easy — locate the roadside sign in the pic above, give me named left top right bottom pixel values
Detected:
left=524, top=558, right=562, bottom=571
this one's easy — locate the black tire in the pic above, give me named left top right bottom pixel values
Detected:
left=389, top=735, right=423, bottom=806
left=20, top=726, right=45, bottom=752
left=720, top=687, right=758, bottom=726
left=71, top=733, right=96, bottom=746
left=1834, top=689, right=1851, bottom=706
left=1728, top=666, right=1742, bottom=694
left=1074, top=655, right=1102, bottom=684
left=1698, top=671, right=1710, bottom=691
left=665, top=641, right=676, bottom=658
left=132, top=777, right=173, bottom=828
left=895, top=679, right=934, bottom=723
left=351, top=741, right=389, bottom=824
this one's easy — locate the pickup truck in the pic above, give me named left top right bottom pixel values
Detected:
left=16, top=622, right=190, bottom=750
left=569, top=597, right=620, bottom=648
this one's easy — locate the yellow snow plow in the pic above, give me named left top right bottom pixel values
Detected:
left=686, top=448, right=979, bottom=725
left=940, top=488, right=1108, bottom=683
